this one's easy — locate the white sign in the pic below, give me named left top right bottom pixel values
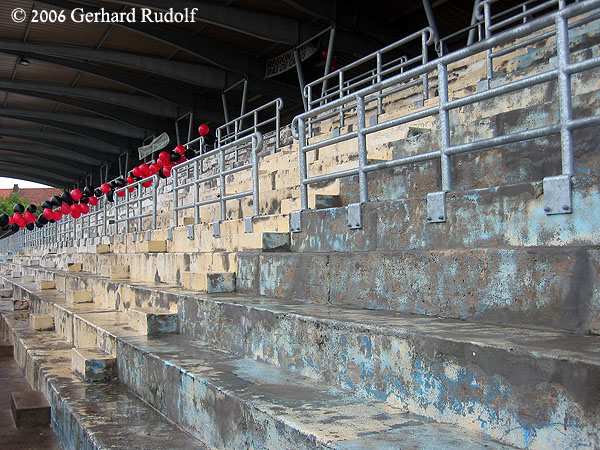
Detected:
left=138, top=132, right=169, bottom=159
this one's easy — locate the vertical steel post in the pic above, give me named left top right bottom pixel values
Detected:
left=422, top=30, right=430, bottom=101
left=338, top=71, right=345, bottom=127
left=275, top=102, right=280, bottom=153
left=320, top=27, right=336, bottom=102
left=124, top=187, right=129, bottom=235
left=438, top=62, right=452, bottom=192
left=484, top=0, right=494, bottom=82
left=152, top=177, right=157, bottom=230
left=556, top=2, right=574, bottom=176
left=222, top=92, right=231, bottom=135
left=252, top=135, right=260, bottom=217
left=219, top=146, right=226, bottom=221
left=376, top=52, right=383, bottom=114
left=294, top=49, right=308, bottom=112
left=356, top=95, right=369, bottom=204
left=172, top=168, right=179, bottom=227
left=298, top=117, right=309, bottom=210
left=193, top=160, right=200, bottom=224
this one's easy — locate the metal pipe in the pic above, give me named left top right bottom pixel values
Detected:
left=294, top=50, right=308, bottom=111
left=320, top=27, right=336, bottom=103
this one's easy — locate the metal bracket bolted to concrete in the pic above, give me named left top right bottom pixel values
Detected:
left=346, top=203, right=362, bottom=229
left=244, top=217, right=253, bottom=234
left=426, top=191, right=447, bottom=223
left=186, top=225, right=195, bottom=240
left=212, top=221, right=221, bottom=238
left=543, top=175, right=572, bottom=215
left=167, top=227, right=174, bottom=241
left=290, top=211, right=301, bottom=233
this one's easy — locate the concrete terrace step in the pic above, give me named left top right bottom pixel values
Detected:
left=1, top=273, right=512, bottom=449
left=2, top=313, right=207, bottom=450
left=177, top=293, right=600, bottom=449
left=117, top=335, right=512, bottom=450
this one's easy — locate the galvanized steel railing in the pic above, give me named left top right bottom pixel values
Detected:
left=304, top=28, right=435, bottom=128
left=291, top=0, right=600, bottom=230
left=171, top=132, right=263, bottom=229
left=216, top=98, right=282, bottom=154
left=114, top=175, right=159, bottom=234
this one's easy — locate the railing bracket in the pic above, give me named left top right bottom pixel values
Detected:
left=212, top=221, right=221, bottom=238
left=290, top=211, right=302, bottom=233
left=244, top=217, right=254, bottom=234
left=426, top=191, right=447, bottom=223
left=186, top=225, right=195, bottom=240
left=347, top=203, right=363, bottom=230
left=543, top=175, right=572, bottom=215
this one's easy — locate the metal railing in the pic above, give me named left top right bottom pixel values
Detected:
left=216, top=98, right=283, bottom=154
left=114, top=175, right=159, bottom=234
left=172, top=132, right=263, bottom=227
left=304, top=28, right=435, bottom=129
left=291, top=0, right=600, bottom=224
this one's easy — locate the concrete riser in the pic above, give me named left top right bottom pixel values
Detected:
left=116, top=338, right=330, bottom=450
left=239, top=246, right=600, bottom=334
left=178, top=296, right=600, bottom=449
left=290, top=176, right=600, bottom=253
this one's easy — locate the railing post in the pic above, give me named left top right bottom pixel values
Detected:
left=356, top=95, right=369, bottom=204
left=172, top=168, right=179, bottom=227
left=124, top=187, right=129, bottom=235
left=338, top=71, right=345, bottom=128
left=438, top=62, right=452, bottom=192
left=298, top=117, right=309, bottom=211
left=376, top=52, right=383, bottom=115
left=252, top=135, right=260, bottom=217
left=193, top=160, right=200, bottom=224
left=556, top=2, right=574, bottom=176
left=219, top=146, right=226, bottom=222
left=422, top=30, right=430, bottom=102
left=152, top=177, right=158, bottom=230
left=275, top=104, right=280, bottom=153
left=484, top=0, right=494, bottom=83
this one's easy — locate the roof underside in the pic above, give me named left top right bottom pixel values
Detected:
left=0, top=0, right=522, bottom=187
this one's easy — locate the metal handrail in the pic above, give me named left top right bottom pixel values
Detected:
left=114, top=175, right=159, bottom=235
left=303, top=27, right=434, bottom=129
left=171, top=132, right=263, bottom=227
left=216, top=99, right=283, bottom=154
left=292, top=0, right=600, bottom=217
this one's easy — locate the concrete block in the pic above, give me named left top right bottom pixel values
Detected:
left=38, top=280, right=56, bottom=290
left=29, top=314, right=54, bottom=331
left=10, top=270, right=21, bottom=278
left=143, top=240, right=167, bottom=253
left=127, top=308, right=177, bottom=336
left=110, top=264, right=130, bottom=280
left=96, top=244, right=111, bottom=254
left=207, top=272, right=236, bottom=294
left=71, top=348, right=116, bottom=383
left=314, top=194, right=342, bottom=209
left=69, top=290, right=93, bottom=304
left=10, top=391, right=50, bottom=428
left=67, top=263, right=83, bottom=273
left=0, top=288, right=12, bottom=298
left=22, top=275, right=34, bottom=283
left=261, top=232, right=290, bottom=252
left=0, top=343, right=13, bottom=357
left=183, top=216, right=195, bottom=226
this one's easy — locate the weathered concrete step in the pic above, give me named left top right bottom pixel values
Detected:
left=178, top=293, right=600, bottom=449
left=290, top=175, right=600, bottom=253
left=71, top=347, right=116, bottom=383
left=239, top=244, right=600, bottom=334
left=5, top=318, right=207, bottom=449
left=10, top=390, right=50, bottom=428
left=181, top=271, right=236, bottom=293
left=118, top=334, right=511, bottom=450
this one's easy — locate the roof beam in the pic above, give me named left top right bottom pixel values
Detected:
left=0, top=170, right=66, bottom=188
left=0, top=128, right=120, bottom=156
left=0, top=142, right=102, bottom=165
left=0, top=80, right=178, bottom=117
left=100, top=0, right=299, bottom=44
left=0, top=110, right=142, bottom=146
left=0, top=39, right=227, bottom=89
left=0, top=87, right=172, bottom=131
left=0, top=50, right=193, bottom=105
